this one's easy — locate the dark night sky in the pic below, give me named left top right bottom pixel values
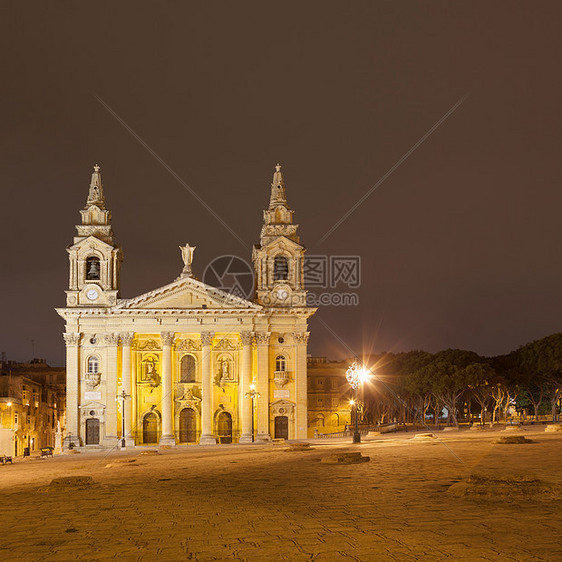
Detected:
left=1, top=2, right=561, bottom=365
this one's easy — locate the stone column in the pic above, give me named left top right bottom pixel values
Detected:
left=255, top=332, right=271, bottom=441
left=159, top=332, right=176, bottom=446
left=199, top=331, right=216, bottom=445
left=63, top=332, right=81, bottom=448
left=103, top=333, right=119, bottom=447
left=238, top=332, right=254, bottom=443
left=120, top=333, right=135, bottom=447
left=295, top=332, right=310, bottom=439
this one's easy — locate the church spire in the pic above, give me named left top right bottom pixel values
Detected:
left=78, top=164, right=114, bottom=244
left=86, top=164, right=105, bottom=208
left=269, top=163, right=288, bottom=209
left=261, top=163, right=298, bottom=244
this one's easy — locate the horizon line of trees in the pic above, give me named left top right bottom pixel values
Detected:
left=356, top=333, right=562, bottom=427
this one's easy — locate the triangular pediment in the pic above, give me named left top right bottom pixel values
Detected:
left=68, top=235, right=114, bottom=253
left=114, top=276, right=261, bottom=310
left=261, top=236, right=304, bottom=253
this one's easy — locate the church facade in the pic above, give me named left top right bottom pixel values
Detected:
left=56, top=165, right=315, bottom=448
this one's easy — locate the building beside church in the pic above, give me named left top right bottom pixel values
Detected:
left=307, top=357, right=353, bottom=437
left=56, top=164, right=315, bottom=448
left=0, top=356, right=65, bottom=456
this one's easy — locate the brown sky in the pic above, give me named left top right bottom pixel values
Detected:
left=1, top=2, right=561, bottom=365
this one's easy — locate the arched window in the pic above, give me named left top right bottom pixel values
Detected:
left=86, top=257, right=101, bottom=280
left=275, top=355, right=286, bottom=372
left=273, top=256, right=289, bottom=281
left=180, top=355, right=196, bottom=383
left=87, top=356, right=99, bottom=374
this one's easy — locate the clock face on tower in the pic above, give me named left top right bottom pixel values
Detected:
left=86, top=289, right=99, bottom=301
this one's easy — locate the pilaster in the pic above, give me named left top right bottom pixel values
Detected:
left=255, top=332, right=271, bottom=441
left=120, top=332, right=135, bottom=447
left=199, top=331, right=216, bottom=445
left=238, top=332, right=254, bottom=443
left=159, top=332, right=176, bottom=446
left=63, top=332, right=81, bottom=448
left=295, top=332, right=310, bottom=439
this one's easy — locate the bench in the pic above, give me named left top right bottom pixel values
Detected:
left=0, top=456, right=13, bottom=465
left=40, top=448, right=54, bottom=457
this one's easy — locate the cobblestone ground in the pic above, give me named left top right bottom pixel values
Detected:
left=0, top=427, right=560, bottom=561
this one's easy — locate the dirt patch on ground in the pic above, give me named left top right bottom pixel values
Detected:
left=496, top=435, right=534, bottom=444
left=448, top=473, right=560, bottom=497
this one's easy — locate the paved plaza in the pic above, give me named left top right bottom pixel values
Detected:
left=0, top=426, right=560, bottom=561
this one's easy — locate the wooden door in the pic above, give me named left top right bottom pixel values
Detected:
left=179, top=408, right=197, bottom=443
left=143, top=412, right=159, bottom=444
left=85, top=418, right=100, bottom=445
left=217, top=412, right=232, bottom=444
left=274, top=416, right=289, bottom=439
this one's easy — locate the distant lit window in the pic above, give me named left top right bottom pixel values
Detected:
left=180, top=355, right=196, bottom=383
left=88, top=356, right=99, bottom=374
left=276, top=355, right=286, bottom=372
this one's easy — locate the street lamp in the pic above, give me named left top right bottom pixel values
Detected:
left=244, top=382, right=260, bottom=443
left=346, top=362, right=370, bottom=444
left=117, top=389, right=131, bottom=448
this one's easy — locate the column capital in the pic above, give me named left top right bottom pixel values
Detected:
left=240, top=331, right=254, bottom=346
left=200, top=331, right=215, bottom=347
left=103, top=333, right=120, bottom=346
left=160, top=332, right=175, bottom=346
left=63, top=332, right=81, bottom=346
left=255, top=332, right=271, bottom=345
left=120, top=332, right=134, bottom=346
left=294, top=332, right=310, bottom=345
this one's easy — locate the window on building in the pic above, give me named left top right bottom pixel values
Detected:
left=180, top=355, right=196, bottom=383
left=88, top=356, right=99, bottom=374
left=86, top=256, right=101, bottom=280
left=14, top=413, right=18, bottom=425
left=275, top=355, right=286, bottom=372
left=22, top=390, right=29, bottom=400
left=273, top=256, right=289, bottom=281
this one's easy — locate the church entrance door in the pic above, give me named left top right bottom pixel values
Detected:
left=179, top=408, right=197, bottom=443
left=217, top=412, right=232, bottom=444
left=274, top=416, right=289, bottom=439
left=143, top=412, right=159, bottom=444
left=85, top=418, right=100, bottom=445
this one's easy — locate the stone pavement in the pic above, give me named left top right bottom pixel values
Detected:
left=0, top=427, right=560, bottom=561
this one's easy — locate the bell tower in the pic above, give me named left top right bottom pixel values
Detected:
left=253, top=164, right=307, bottom=307
left=65, top=165, right=122, bottom=307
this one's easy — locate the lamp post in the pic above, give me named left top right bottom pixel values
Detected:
left=245, top=383, right=260, bottom=443
left=346, top=362, right=370, bottom=444
left=118, top=389, right=131, bottom=448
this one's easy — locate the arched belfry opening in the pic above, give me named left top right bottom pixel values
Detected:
left=274, top=256, right=289, bottom=281
left=86, top=256, right=101, bottom=280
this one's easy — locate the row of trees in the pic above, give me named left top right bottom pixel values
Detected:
left=358, top=333, right=562, bottom=427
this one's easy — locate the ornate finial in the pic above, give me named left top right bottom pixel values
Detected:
left=86, top=164, right=105, bottom=208
left=179, top=243, right=196, bottom=278
left=275, top=163, right=281, bottom=172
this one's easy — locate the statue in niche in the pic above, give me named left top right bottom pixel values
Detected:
left=214, top=357, right=233, bottom=385
left=142, top=357, right=161, bottom=386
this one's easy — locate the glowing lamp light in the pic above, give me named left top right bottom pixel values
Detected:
left=7, top=402, right=12, bottom=407
left=346, top=361, right=373, bottom=444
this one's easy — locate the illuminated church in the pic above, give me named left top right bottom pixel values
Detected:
left=57, top=165, right=315, bottom=448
